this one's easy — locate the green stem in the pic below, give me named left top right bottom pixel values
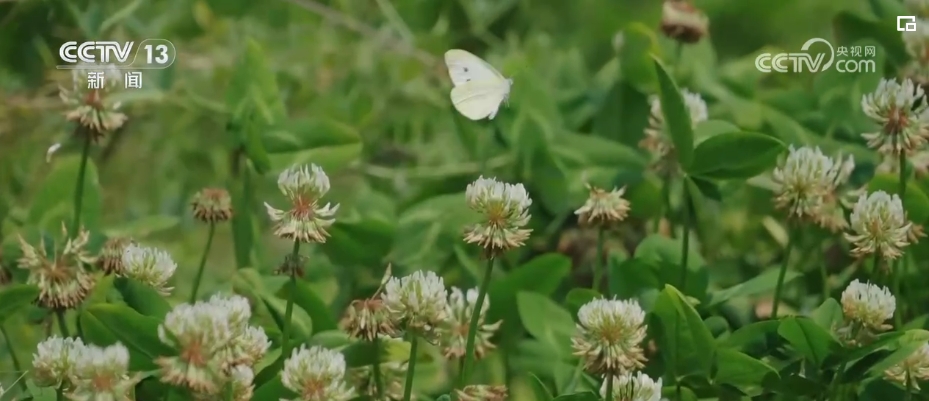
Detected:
left=905, top=371, right=914, bottom=401
left=56, top=310, right=70, bottom=337
left=0, top=324, right=27, bottom=393
left=565, top=361, right=584, bottom=393
left=189, top=223, right=217, bottom=304
left=828, top=361, right=847, bottom=400
left=372, top=337, right=385, bottom=400
left=56, top=384, right=65, bottom=401
left=280, top=241, right=302, bottom=357
left=679, top=181, right=690, bottom=290
left=402, top=333, right=420, bottom=401
left=605, top=375, right=614, bottom=401
left=458, top=257, right=495, bottom=387
left=896, top=151, right=907, bottom=327
left=70, top=130, right=93, bottom=236
left=592, top=228, right=606, bottom=292
left=656, top=176, right=672, bottom=235
left=771, top=224, right=795, bottom=319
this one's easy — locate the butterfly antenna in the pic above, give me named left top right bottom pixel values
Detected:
left=6, top=370, right=28, bottom=392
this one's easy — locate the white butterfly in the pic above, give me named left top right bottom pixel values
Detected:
left=444, top=49, right=512, bottom=121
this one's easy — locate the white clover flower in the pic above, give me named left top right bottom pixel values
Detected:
left=572, top=297, right=647, bottom=375
left=281, top=345, right=355, bottom=401
left=886, top=343, right=929, bottom=389
left=18, top=225, right=97, bottom=310
left=32, top=336, right=86, bottom=387
left=157, top=302, right=237, bottom=394
left=861, top=78, right=929, bottom=156
left=601, top=372, right=663, bottom=401
left=844, top=191, right=914, bottom=260
left=641, top=89, right=708, bottom=176
left=121, top=244, right=177, bottom=295
left=456, top=385, right=508, bottom=401
left=439, top=287, right=502, bottom=360
left=69, top=343, right=138, bottom=401
left=340, top=298, right=397, bottom=341
left=229, top=365, right=255, bottom=401
left=382, top=270, right=448, bottom=332
left=575, top=185, right=632, bottom=226
left=904, top=20, right=929, bottom=63
left=227, top=325, right=272, bottom=368
left=841, top=279, right=896, bottom=339
left=265, top=164, right=340, bottom=243
left=771, top=146, right=850, bottom=223
left=463, top=176, right=533, bottom=254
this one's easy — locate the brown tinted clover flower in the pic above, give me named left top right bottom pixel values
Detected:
left=265, top=164, right=340, bottom=243
left=641, top=89, right=707, bottom=177
left=17, top=225, right=97, bottom=310
left=885, top=343, right=929, bottom=390
left=575, top=185, right=631, bottom=227
left=836, top=279, right=896, bottom=346
left=571, top=297, right=647, bottom=375
left=59, top=64, right=128, bottom=138
left=861, top=78, right=929, bottom=156
left=281, top=345, right=355, bottom=401
left=660, top=0, right=709, bottom=44
left=772, top=146, right=853, bottom=229
left=350, top=360, right=407, bottom=401
left=463, top=176, right=533, bottom=256
left=121, top=244, right=178, bottom=296
left=456, top=385, right=508, bottom=401
left=340, top=265, right=397, bottom=341
left=68, top=343, right=140, bottom=401
left=438, top=287, right=501, bottom=360
left=97, top=237, right=135, bottom=275
left=844, top=191, right=917, bottom=260
left=191, top=188, right=234, bottom=223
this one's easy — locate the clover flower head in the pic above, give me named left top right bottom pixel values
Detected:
left=905, top=0, right=929, bottom=20
left=886, top=343, right=929, bottom=389
left=156, top=300, right=238, bottom=394
left=837, top=279, right=895, bottom=347
left=382, top=270, right=448, bottom=332
left=59, top=63, right=128, bottom=138
left=464, top=176, right=533, bottom=254
left=98, top=237, right=135, bottom=275
left=575, top=185, right=631, bottom=226
left=121, top=244, right=177, bottom=295
left=642, top=89, right=707, bottom=176
left=32, top=336, right=85, bottom=387
left=229, top=365, right=255, bottom=401
left=601, top=372, right=663, bottom=401
left=844, top=191, right=914, bottom=260
left=191, top=188, right=234, bottom=223
left=265, top=164, right=340, bottom=243
left=340, top=298, right=397, bottom=341
left=660, top=0, right=709, bottom=44
left=69, top=343, right=138, bottom=401
left=281, top=345, right=355, bottom=401
left=572, top=297, right=648, bottom=375
left=17, top=224, right=97, bottom=310
left=771, top=146, right=848, bottom=222
left=439, top=287, right=501, bottom=360
left=861, top=78, right=929, bottom=156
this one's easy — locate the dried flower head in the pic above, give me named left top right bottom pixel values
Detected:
left=69, top=343, right=138, bottom=401
left=861, top=78, right=929, bottom=156
left=660, top=0, right=709, bottom=43
left=906, top=0, right=929, bottom=19
left=98, top=237, right=135, bottom=275
left=121, top=244, right=177, bottom=295
left=340, top=298, right=396, bottom=341
left=575, top=185, right=632, bottom=226
left=456, top=385, right=508, bottom=401
left=191, top=188, right=234, bottom=223
left=439, top=287, right=501, bottom=360
left=886, top=343, right=929, bottom=390
left=772, top=146, right=850, bottom=224
left=17, top=225, right=97, bottom=310
left=59, top=64, right=128, bottom=138
left=281, top=345, right=355, bottom=401
left=572, top=297, right=647, bottom=375
left=641, top=90, right=707, bottom=177
left=844, top=191, right=915, bottom=260
left=382, top=270, right=448, bottom=333
left=464, top=176, right=533, bottom=255
left=33, top=336, right=85, bottom=388
left=265, top=164, right=340, bottom=243
left=601, top=372, right=663, bottom=401
left=837, top=279, right=895, bottom=346
left=350, top=361, right=407, bottom=401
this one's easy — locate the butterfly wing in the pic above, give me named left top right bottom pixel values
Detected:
left=450, top=79, right=511, bottom=121
left=444, top=49, right=505, bottom=87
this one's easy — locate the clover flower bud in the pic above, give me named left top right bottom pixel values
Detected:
left=572, top=297, right=647, bottom=375
left=844, top=191, right=915, bottom=260
left=861, top=78, right=929, bottom=156
left=265, top=164, right=340, bottom=243
left=18, top=224, right=96, bottom=310
left=837, top=279, right=896, bottom=346
left=575, top=185, right=632, bottom=226
left=340, top=298, right=397, bottom=341
left=439, top=287, right=501, bottom=360
left=464, top=176, right=533, bottom=255
left=382, top=270, right=448, bottom=333
left=98, top=237, right=135, bottom=275
left=659, top=0, right=709, bottom=44
left=886, top=343, right=929, bottom=390
left=120, top=244, right=177, bottom=295
left=33, top=336, right=85, bottom=387
left=281, top=345, right=355, bottom=401
left=350, top=361, right=407, bottom=401
left=191, top=188, right=234, bottom=223
left=456, top=385, right=508, bottom=401
left=601, top=372, right=663, bottom=401
left=69, top=343, right=138, bottom=401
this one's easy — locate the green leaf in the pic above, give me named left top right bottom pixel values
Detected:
left=228, top=170, right=255, bottom=269
left=0, top=284, right=39, bottom=324
left=324, top=218, right=396, bottom=267
left=833, top=11, right=908, bottom=66
left=489, top=254, right=571, bottom=337
left=79, top=303, right=174, bottom=371
left=652, top=57, right=695, bottom=168
left=694, top=119, right=741, bottom=141
left=226, top=39, right=286, bottom=124
left=277, top=280, right=339, bottom=335
left=27, top=155, right=102, bottom=232
left=264, top=118, right=364, bottom=173
left=777, top=317, right=839, bottom=367
left=713, top=348, right=778, bottom=395
left=551, top=391, right=599, bottom=401
left=619, top=23, right=660, bottom=94
left=252, top=376, right=295, bottom=401
left=707, top=268, right=801, bottom=307
left=651, top=284, right=716, bottom=379
left=811, top=298, right=844, bottom=331
left=528, top=373, right=554, bottom=401
left=867, top=174, right=929, bottom=224
left=564, top=288, right=601, bottom=316
left=688, top=132, right=786, bottom=180
left=867, top=330, right=929, bottom=374
left=115, top=277, right=171, bottom=319
left=102, top=215, right=180, bottom=238
left=516, top=291, right=575, bottom=356
left=718, top=320, right=780, bottom=353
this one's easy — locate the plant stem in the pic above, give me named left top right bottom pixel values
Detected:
left=896, top=151, right=908, bottom=327
left=280, top=241, right=302, bottom=357
left=771, top=224, right=795, bottom=319
left=189, top=222, right=216, bottom=304
left=458, top=257, right=495, bottom=387
left=56, top=384, right=65, bottom=401
left=402, top=333, right=420, bottom=401
left=655, top=177, right=672, bottom=234
left=372, top=336, right=385, bottom=400
left=592, top=228, right=606, bottom=292
left=679, top=181, right=691, bottom=290
left=605, top=375, right=614, bottom=401
left=828, top=361, right=847, bottom=400
left=905, top=371, right=914, bottom=401
left=70, top=130, right=93, bottom=236
left=0, top=324, right=27, bottom=393
left=56, top=310, right=70, bottom=337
